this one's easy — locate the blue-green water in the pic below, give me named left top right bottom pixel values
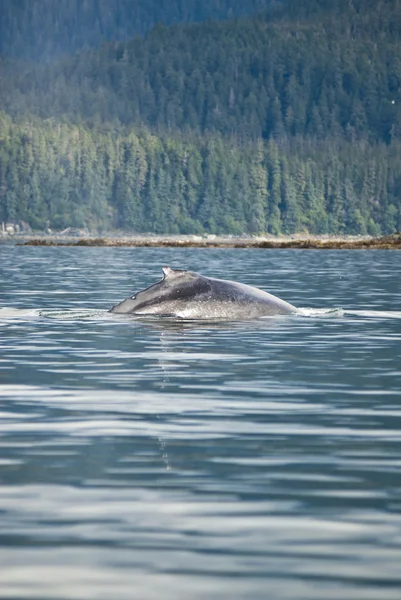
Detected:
left=0, top=246, right=401, bottom=600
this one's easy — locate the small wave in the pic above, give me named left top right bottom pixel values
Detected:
left=344, top=309, right=401, bottom=319
left=296, top=307, right=345, bottom=318
left=39, top=309, right=108, bottom=320
left=297, top=308, right=401, bottom=319
left=0, top=307, right=109, bottom=321
left=0, top=307, right=41, bottom=319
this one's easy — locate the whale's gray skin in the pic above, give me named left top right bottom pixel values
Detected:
left=110, top=267, right=296, bottom=320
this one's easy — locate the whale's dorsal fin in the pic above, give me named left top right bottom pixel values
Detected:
left=162, top=266, right=188, bottom=279
left=161, top=267, right=201, bottom=285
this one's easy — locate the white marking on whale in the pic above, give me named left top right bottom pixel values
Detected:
left=110, top=267, right=297, bottom=320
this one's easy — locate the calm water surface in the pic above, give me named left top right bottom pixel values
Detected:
left=0, top=246, right=401, bottom=599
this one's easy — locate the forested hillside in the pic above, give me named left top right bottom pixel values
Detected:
left=3, top=0, right=401, bottom=142
left=1, top=0, right=401, bottom=235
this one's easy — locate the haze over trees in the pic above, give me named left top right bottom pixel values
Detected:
left=0, top=0, right=275, bottom=62
left=0, top=0, right=400, bottom=235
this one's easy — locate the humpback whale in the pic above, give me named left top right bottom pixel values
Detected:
left=110, top=267, right=297, bottom=320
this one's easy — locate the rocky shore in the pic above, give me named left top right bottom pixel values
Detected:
left=13, top=232, right=401, bottom=249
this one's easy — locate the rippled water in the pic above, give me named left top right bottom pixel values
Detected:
left=0, top=246, right=401, bottom=599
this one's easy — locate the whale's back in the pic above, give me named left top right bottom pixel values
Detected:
left=110, top=267, right=296, bottom=319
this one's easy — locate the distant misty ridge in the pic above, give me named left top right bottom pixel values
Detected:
left=0, top=0, right=278, bottom=62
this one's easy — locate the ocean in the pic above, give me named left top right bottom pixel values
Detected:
left=0, top=245, right=400, bottom=599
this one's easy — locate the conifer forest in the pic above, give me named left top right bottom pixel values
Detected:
left=1, top=0, right=401, bottom=235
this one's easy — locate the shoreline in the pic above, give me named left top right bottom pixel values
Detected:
left=9, top=232, right=401, bottom=249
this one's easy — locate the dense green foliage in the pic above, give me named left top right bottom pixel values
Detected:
left=1, top=0, right=401, bottom=235
left=1, top=114, right=400, bottom=235
left=0, top=0, right=274, bottom=62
